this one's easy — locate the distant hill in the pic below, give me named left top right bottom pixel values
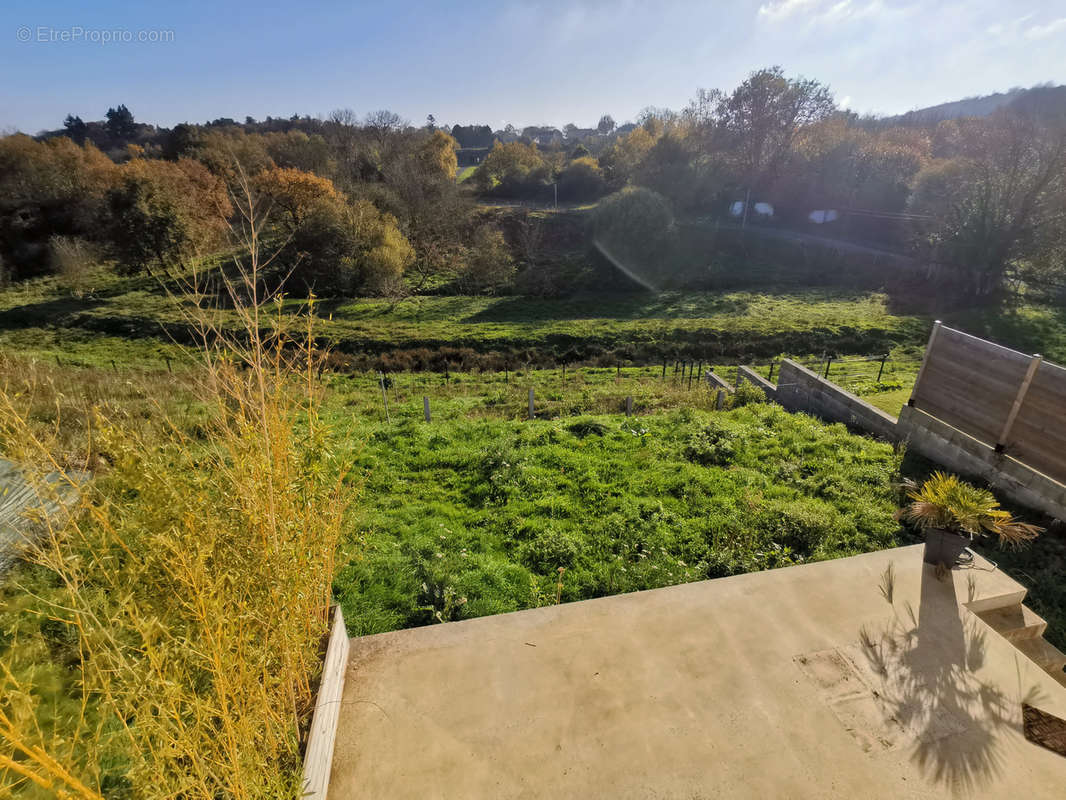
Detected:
left=886, top=84, right=1066, bottom=125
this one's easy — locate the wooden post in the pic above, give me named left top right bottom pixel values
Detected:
left=111, top=359, right=117, bottom=373
left=876, top=354, right=887, bottom=383
left=528, top=388, right=535, bottom=420
left=165, top=356, right=173, bottom=374
left=379, top=374, right=391, bottom=423
left=662, top=361, right=667, bottom=379
left=823, top=358, right=831, bottom=379
left=625, top=396, right=633, bottom=416
left=688, top=367, right=694, bottom=390
left=617, top=362, right=621, bottom=378
left=55, top=354, right=61, bottom=367
left=768, top=361, right=776, bottom=382
left=908, top=320, right=942, bottom=407
left=996, top=354, right=1042, bottom=452
left=696, top=362, right=703, bottom=384
left=716, top=389, right=725, bottom=410
left=423, top=396, right=431, bottom=423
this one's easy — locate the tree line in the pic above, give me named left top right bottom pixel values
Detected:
left=2, top=68, right=1064, bottom=302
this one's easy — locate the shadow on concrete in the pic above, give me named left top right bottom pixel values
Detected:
left=858, top=564, right=1047, bottom=795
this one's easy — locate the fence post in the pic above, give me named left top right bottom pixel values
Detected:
left=768, top=361, right=776, bottom=382
left=996, top=354, right=1042, bottom=452
left=625, top=396, right=633, bottom=416
left=165, top=356, right=173, bottom=374
left=908, top=320, right=942, bottom=408
left=716, top=389, right=726, bottom=410
left=617, top=362, right=621, bottom=378
left=662, top=361, right=667, bottom=379
left=423, top=396, right=431, bottom=423
left=823, top=357, right=832, bottom=379
left=528, top=388, right=535, bottom=420
left=876, top=354, right=887, bottom=383
left=688, top=367, right=694, bottom=390
left=379, top=374, right=391, bottom=423
left=697, top=362, right=703, bottom=384
left=111, top=359, right=118, bottom=373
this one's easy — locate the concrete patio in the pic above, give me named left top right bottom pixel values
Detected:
left=329, top=545, right=1066, bottom=798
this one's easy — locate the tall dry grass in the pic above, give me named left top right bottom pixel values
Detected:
left=0, top=174, right=351, bottom=797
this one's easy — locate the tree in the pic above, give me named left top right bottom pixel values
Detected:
left=63, top=114, right=88, bottom=145
left=456, top=225, right=514, bottom=293
left=284, top=195, right=414, bottom=295
left=0, top=135, right=117, bottom=278
left=712, top=67, right=835, bottom=212
left=597, top=114, right=616, bottom=135
left=557, top=156, right=606, bottom=201
left=255, top=166, right=342, bottom=226
left=106, top=157, right=231, bottom=273
left=473, top=141, right=550, bottom=197
left=908, top=109, right=1066, bottom=297
left=365, top=110, right=406, bottom=151
left=105, top=104, right=137, bottom=140
left=416, top=130, right=459, bottom=181
left=425, top=114, right=437, bottom=130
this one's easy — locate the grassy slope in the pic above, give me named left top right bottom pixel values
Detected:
left=330, top=403, right=905, bottom=635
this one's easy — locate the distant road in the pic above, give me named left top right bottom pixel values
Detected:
left=696, top=221, right=917, bottom=263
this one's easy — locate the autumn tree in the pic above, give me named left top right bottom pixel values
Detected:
left=473, top=141, right=550, bottom=197
left=255, top=166, right=342, bottom=226
left=106, top=157, right=232, bottom=273
left=0, top=135, right=117, bottom=278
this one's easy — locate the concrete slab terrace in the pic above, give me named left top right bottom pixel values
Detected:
left=329, top=545, right=1066, bottom=798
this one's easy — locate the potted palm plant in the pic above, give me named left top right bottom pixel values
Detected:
left=898, top=472, right=1043, bottom=566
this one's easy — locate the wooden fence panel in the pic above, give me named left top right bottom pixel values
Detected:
left=912, top=327, right=1031, bottom=444
left=910, top=325, right=1066, bottom=485
left=1009, top=361, right=1066, bottom=483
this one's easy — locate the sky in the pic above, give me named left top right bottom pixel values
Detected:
left=1, top=0, right=1064, bottom=134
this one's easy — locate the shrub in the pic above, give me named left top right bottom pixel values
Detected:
left=589, top=187, right=677, bottom=289
left=521, top=528, right=580, bottom=571
left=684, top=421, right=739, bottom=466
left=731, top=381, right=766, bottom=407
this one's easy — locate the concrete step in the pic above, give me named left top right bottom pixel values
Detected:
left=976, top=603, right=1048, bottom=643
left=1016, top=637, right=1066, bottom=674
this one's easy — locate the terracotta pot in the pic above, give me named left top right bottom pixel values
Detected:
left=922, top=528, right=971, bottom=566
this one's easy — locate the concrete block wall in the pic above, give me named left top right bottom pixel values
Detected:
left=704, top=370, right=734, bottom=393
left=774, top=359, right=899, bottom=441
left=897, top=406, right=1066, bottom=522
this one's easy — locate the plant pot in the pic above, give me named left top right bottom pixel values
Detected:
left=922, top=528, right=971, bottom=566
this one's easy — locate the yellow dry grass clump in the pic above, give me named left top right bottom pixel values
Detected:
left=0, top=182, right=352, bottom=798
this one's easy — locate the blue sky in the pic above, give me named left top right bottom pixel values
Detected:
left=2, top=0, right=1064, bottom=133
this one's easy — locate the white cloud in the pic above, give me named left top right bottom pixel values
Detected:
left=757, top=0, right=821, bottom=22
left=1025, top=17, right=1066, bottom=39
left=757, top=0, right=892, bottom=27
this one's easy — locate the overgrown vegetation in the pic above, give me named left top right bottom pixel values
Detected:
left=0, top=242, right=351, bottom=796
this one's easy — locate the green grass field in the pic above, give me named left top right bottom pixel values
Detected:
left=2, top=272, right=1065, bottom=649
